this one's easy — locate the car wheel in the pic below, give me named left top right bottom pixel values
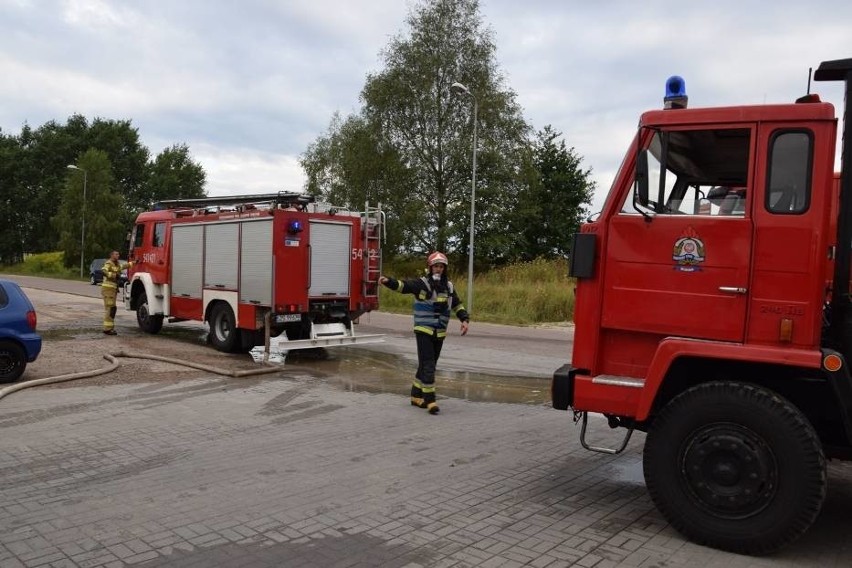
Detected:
left=209, top=303, right=239, bottom=352
left=90, top=275, right=95, bottom=285
left=0, top=340, right=26, bottom=383
left=643, top=381, right=826, bottom=555
left=136, top=291, right=164, bottom=334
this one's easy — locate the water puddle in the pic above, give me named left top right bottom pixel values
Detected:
left=40, top=324, right=551, bottom=405
left=285, top=347, right=551, bottom=406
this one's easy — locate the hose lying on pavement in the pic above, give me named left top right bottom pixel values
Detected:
left=0, top=350, right=283, bottom=402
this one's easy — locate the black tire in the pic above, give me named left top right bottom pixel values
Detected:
left=643, top=381, right=826, bottom=555
left=208, top=303, right=239, bottom=353
left=90, top=275, right=95, bottom=285
left=136, top=291, right=164, bottom=334
left=0, top=340, right=27, bottom=383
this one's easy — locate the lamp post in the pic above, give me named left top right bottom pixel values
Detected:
left=66, top=165, right=87, bottom=278
left=450, top=81, right=477, bottom=314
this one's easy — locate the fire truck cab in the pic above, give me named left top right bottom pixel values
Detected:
left=553, top=58, right=852, bottom=554
left=125, top=192, right=383, bottom=353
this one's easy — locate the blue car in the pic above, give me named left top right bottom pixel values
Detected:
left=0, top=279, right=42, bottom=382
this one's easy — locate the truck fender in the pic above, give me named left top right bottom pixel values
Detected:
left=636, top=337, right=822, bottom=421
left=202, top=290, right=240, bottom=327
left=129, top=273, right=166, bottom=316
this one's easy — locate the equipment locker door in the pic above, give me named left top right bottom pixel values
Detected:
left=600, top=126, right=755, bottom=343
left=309, top=221, right=351, bottom=297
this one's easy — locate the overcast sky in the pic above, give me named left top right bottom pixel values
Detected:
left=1, top=0, right=850, bottom=213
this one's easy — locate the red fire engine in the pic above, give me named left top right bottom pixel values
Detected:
left=124, top=192, right=384, bottom=352
left=553, top=57, right=852, bottom=554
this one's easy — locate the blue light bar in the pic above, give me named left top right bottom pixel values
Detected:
left=664, top=75, right=688, bottom=109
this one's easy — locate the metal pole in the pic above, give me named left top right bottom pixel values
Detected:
left=80, top=170, right=87, bottom=278
left=467, top=98, right=477, bottom=314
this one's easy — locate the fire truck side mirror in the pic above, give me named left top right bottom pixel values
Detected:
left=634, top=148, right=651, bottom=209
left=568, top=233, right=596, bottom=279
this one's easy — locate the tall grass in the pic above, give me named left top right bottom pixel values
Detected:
left=0, top=252, right=81, bottom=280
left=379, top=257, right=575, bottom=325
left=2, top=253, right=576, bottom=325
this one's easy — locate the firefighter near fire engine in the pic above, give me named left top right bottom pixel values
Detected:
left=379, top=252, right=470, bottom=415
left=101, top=250, right=129, bottom=335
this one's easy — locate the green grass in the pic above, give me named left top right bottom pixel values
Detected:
left=379, top=257, right=575, bottom=325
left=0, top=252, right=83, bottom=280
left=2, top=253, right=577, bottom=325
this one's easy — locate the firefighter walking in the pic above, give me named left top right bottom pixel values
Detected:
left=379, top=252, right=470, bottom=414
left=101, top=250, right=128, bottom=335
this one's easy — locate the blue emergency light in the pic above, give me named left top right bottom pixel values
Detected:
left=288, top=219, right=303, bottom=234
left=664, top=75, right=688, bottom=109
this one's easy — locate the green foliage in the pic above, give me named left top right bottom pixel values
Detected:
left=0, top=252, right=79, bottom=279
left=302, top=0, right=530, bottom=260
left=147, top=144, right=207, bottom=205
left=301, top=0, right=596, bottom=267
left=53, top=149, right=126, bottom=269
left=379, top=257, right=575, bottom=324
left=0, top=115, right=206, bottom=265
left=511, top=126, right=595, bottom=261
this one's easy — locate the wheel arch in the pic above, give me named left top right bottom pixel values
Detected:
left=644, top=354, right=852, bottom=452
left=202, top=290, right=239, bottom=327
left=129, top=274, right=165, bottom=315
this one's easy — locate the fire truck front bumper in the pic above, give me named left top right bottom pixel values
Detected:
left=552, top=363, right=577, bottom=410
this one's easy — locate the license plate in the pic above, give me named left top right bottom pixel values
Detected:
left=274, top=314, right=302, bottom=323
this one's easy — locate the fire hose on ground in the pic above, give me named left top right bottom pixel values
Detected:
left=0, top=350, right=283, bottom=403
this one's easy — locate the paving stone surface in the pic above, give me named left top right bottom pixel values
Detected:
left=2, top=371, right=851, bottom=568
left=2, top=277, right=852, bottom=567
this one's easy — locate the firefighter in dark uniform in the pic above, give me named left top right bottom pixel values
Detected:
left=101, top=250, right=129, bottom=335
left=379, top=252, right=470, bottom=414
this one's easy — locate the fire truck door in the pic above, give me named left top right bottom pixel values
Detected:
left=600, top=127, right=754, bottom=343
left=746, top=127, right=825, bottom=346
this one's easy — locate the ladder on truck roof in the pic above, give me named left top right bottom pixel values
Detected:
left=153, top=192, right=316, bottom=211
left=362, top=202, right=385, bottom=299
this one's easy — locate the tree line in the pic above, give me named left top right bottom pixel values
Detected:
left=301, top=0, right=595, bottom=267
left=0, top=115, right=206, bottom=267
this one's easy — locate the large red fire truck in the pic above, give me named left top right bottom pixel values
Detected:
left=124, top=192, right=383, bottom=353
left=553, top=57, right=852, bottom=554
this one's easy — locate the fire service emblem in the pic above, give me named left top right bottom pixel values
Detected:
left=672, top=226, right=705, bottom=271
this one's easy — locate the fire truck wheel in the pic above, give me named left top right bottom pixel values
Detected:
left=643, top=381, right=826, bottom=555
left=136, top=291, right=163, bottom=334
left=0, top=340, right=26, bottom=383
left=209, top=303, right=239, bottom=353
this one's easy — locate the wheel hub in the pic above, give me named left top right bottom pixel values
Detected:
left=681, top=424, right=777, bottom=518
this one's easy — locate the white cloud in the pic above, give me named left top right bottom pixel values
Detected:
left=1, top=0, right=851, bottom=216
left=189, top=143, right=306, bottom=197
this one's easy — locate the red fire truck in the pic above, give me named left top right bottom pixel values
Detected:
left=124, top=192, right=383, bottom=352
left=553, top=57, right=852, bottom=554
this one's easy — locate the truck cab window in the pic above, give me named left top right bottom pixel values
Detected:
left=766, top=131, right=812, bottom=214
left=132, top=224, right=145, bottom=248
left=626, top=128, right=750, bottom=216
left=152, top=222, right=166, bottom=247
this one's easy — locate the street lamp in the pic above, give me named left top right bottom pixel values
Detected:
left=450, top=81, right=477, bottom=314
left=66, top=165, right=87, bottom=278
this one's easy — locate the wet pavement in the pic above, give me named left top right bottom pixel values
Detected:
left=1, top=276, right=852, bottom=567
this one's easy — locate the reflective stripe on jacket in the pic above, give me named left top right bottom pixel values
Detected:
left=383, top=275, right=469, bottom=338
left=101, top=260, right=123, bottom=289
